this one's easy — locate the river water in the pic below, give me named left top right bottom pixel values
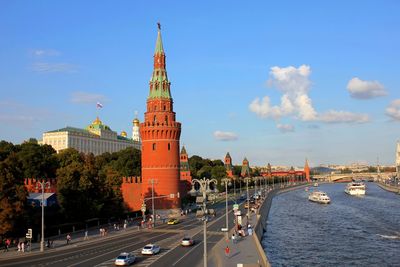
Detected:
left=261, top=183, right=400, bottom=266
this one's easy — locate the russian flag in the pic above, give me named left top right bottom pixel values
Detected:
left=96, top=102, right=103, bottom=108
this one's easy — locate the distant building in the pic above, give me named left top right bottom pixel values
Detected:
left=40, top=116, right=140, bottom=155
left=396, top=141, right=400, bottom=175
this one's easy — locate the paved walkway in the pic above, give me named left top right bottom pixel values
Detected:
left=209, top=207, right=264, bottom=267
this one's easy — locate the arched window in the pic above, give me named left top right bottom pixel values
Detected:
left=165, top=115, right=168, bottom=124
left=163, top=105, right=166, bottom=111
left=168, top=143, right=171, bottom=151
left=153, top=143, right=156, bottom=150
left=153, top=115, right=156, bottom=122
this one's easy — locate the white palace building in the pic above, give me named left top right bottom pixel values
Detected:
left=39, top=116, right=141, bottom=155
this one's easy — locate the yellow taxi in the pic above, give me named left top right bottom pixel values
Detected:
left=167, top=218, right=179, bottom=225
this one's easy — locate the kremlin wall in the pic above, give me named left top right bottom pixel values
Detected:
left=26, top=25, right=310, bottom=214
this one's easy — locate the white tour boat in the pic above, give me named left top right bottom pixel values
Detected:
left=308, top=191, right=331, bottom=204
left=344, top=181, right=366, bottom=196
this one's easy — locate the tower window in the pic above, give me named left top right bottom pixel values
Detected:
left=153, top=115, right=156, bottom=122
left=163, top=105, right=166, bottom=111
left=153, top=143, right=156, bottom=150
left=165, top=115, right=168, bottom=124
left=168, top=143, right=171, bottom=151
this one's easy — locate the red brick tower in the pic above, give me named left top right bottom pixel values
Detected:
left=140, top=23, right=181, bottom=210
left=241, top=157, right=251, bottom=177
left=304, top=159, right=310, bottom=182
left=224, top=152, right=234, bottom=178
left=179, top=146, right=192, bottom=197
left=180, top=146, right=191, bottom=183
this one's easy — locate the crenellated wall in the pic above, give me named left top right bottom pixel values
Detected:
left=24, top=178, right=57, bottom=193
left=120, top=176, right=143, bottom=211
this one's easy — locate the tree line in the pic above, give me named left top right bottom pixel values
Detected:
left=0, top=138, right=256, bottom=238
left=0, top=139, right=140, bottom=238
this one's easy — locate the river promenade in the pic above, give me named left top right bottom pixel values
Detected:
left=211, top=183, right=309, bottom=267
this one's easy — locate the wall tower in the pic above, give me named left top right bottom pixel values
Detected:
left=304, top=159, right=310, bottom=182
left=224, top=152, right=234, bottom=178
left=140, top=24, right=181, bottom=210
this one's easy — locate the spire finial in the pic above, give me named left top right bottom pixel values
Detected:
left=157, top=22, right=161, bottom=31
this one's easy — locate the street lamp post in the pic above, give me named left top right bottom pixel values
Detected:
left=221, top=178, right=231, bottom=241
left=149, top=179, right=158, bottom=228
left=244, top=177, right=251, bottom=218
left=189, top=178, right=218, bottom=267
left=36, top=180, right=50, bottom=252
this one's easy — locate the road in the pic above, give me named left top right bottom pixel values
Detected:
left=0, top=192, right=249, bottom=267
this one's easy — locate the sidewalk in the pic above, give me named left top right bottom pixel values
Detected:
left=209, top=210, right=263, bottom=267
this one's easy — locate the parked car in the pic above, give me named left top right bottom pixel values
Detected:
left=141, top=244, right=161, bottom=255
left=181, top=237, right=194, bottom=247
left=167, top=218, right=179, bottom=225
left=114, top=252, right=135, bottom=266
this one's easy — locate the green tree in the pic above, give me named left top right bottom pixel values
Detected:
left=56, top=161, right=85, bottom=221
left=0, top=141, right=16, bottom=162
left=16, top=140, right=58, bottom=178
left=109, top=147, right=141, bottom=177
left=0, top=154, right=28, bottom=237
left=197, top=165, right=212, bottom=179
left=99, top=166, right=124, bottom=218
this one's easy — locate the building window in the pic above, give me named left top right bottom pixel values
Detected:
left=168, top=143, right=170, bottom=151
left=153, top=143, right=156, bottom=150
left=165, top=115, right=168, bottom=124
left=163, top=105, right=166, bottom=111
left=153, top=115, right=156, bottom=122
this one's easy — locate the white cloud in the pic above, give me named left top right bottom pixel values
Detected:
left=277, top=124, right=295, bottom=133
left=249, top=65, right=371, bottom=126
left=318, top=110, right=369, bottom=123
left=213, top=131, right=238, bottom=141
left=0, top=100, right=50, bottom=127
left=249, top=65, right=317, bottom=121
left=71, top=91, right=108, bottom=104
left=385, top=99, right=400, bottom=121
left=32, top=49, right=60, bottom=57
left=347, top=77, right=387, bottom=99
left=31, top=62, right=78, bottom=73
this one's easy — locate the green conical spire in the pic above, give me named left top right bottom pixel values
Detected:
left=148, top=22, right=171, bottom=100
left=181, top=146, right=187, bottom=155
left=155, top=22, right=164, bottom=55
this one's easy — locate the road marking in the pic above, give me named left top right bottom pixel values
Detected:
left=172, top=242, right=201, bottom=266
left=66, top=232, right=172, bottom=267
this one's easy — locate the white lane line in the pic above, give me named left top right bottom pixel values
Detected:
left=68, top=232, right=171, bottom=267
left=172, top=242, right=202, bottom=266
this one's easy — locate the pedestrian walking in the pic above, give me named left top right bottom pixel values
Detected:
left=17, top=242, right=21, bottom=252
left=66, top=234, right=71, bottom=244
left=84, top=230, right=89, bottom=240
left=21, top=241, right=25, bottom=252
left=225, top=245, right=230, bottom=258
left=4, top=239, right=10, bottom=252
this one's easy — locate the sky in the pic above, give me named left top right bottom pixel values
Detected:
left=1, top=1, right=400, bottom=167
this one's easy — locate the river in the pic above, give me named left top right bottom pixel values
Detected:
left=261, top=183, right=400, bottom=266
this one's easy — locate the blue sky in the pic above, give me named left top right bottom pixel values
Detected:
left=1, top=1, right=400, bottom=167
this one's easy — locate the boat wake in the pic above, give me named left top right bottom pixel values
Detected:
left=376, top=234, right=400, bottom=240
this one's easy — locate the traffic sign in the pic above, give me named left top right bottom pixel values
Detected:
left=141, top=204, right=146, bottom=212
left=26, top=228, right=32, bottom=239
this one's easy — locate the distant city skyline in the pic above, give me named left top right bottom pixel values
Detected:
left=1, top=1, right=399, bottom=166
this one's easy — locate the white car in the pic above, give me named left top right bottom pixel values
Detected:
left=181, top=237, right=194, bottom=247
left=115, top=252, right=135, bottom=266
left=141, top=244, right=161, bottom=255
